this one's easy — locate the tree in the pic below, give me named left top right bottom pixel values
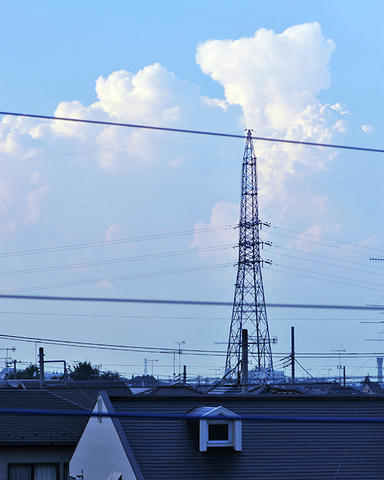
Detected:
left=69, top=361, right=121, bottom=380
left=100, top=370, right=121, bottom=380
left=70, top=361, right=100, bottom=380
left=7, top=364, right=39, bottom=379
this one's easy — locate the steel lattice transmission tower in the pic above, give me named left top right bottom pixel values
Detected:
left=225, top=129, right=273, bottom=381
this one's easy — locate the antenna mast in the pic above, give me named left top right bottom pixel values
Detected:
left=225, top=130, right=273, bottom=381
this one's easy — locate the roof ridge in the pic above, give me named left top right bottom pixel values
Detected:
left=48, top=389, right=91, bottom=411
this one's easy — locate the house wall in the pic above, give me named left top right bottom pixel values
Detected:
left=69, top=397, right=138, bottom=480
left=0, top=445, right=73, bottom=480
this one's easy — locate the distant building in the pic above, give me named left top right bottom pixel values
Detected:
left=361, top=375, right=384, bottom=395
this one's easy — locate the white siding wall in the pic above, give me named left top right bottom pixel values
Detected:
left=69, top=397, right=138, bottom=480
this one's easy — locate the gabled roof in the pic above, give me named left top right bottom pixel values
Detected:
left=138, top=383, right=202, bottom=396
left=0, top=390, right=87, bottom=445
left=186, top=406, right=239, bottom=418
left=0, top=379, right=133, bottom=409
left=107, top=394, right=384, bottom=480
left=46, top=380, right=132, bottom=408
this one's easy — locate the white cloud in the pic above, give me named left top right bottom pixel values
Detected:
left=25, top=185, right=50, bottom=223
left=0, top=23, right=350, bottom=242
left=292, top=223, right=341, bottom=253
left=49, top=63, right=236, bottom=171
left=196, top=23, right=347, bottom=203
left=105, top=223, right=128, bottom=241
left=191, top=201, right=238, bottom=258
left=196, top=22, right=335, bottom=132
left=361, top=124, right=374, bottom=134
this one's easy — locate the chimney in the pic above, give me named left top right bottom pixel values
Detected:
left=377, top=357, right=383, bottom=384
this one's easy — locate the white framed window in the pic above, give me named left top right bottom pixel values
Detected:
left=199, top=418, right=242, bottom=451
left=207, top=420, right=233, bottom=446
left=187, top=405, right=242, bottom=452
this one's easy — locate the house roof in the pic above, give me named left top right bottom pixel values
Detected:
left=46, top=380, right=132, bottom=409
left=138, top=383, right=202, bottom=396
left=0, top=389, right=87, bottom=445
left=0, top=379, right=133, bottom=409
left=107, top=394, right=384, bottom=480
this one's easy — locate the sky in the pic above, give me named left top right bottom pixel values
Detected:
left=0, top=1, right=383, bottom=382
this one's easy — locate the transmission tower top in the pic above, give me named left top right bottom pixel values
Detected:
left=225, top=129, right=273, bottom=382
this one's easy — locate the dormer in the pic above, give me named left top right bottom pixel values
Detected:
left=187, top=406, right=242, bottom=452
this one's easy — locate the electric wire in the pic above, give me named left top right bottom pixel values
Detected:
left=268, top=266, right=381, bottom=291
left=0, top=293, right=383, bottom=311
left=0, top=224, right=234, bottom=258
left=1, top=111, right=384, bottom=154
left=269, top=230, right=380, bottom=257
left=273, top=225, right=384, bottom=255
left=274, top=244, right=384, bottom=274
left=0, top=310, right=369, bottom=321
left=274, top=263, right=384, bottom=288
left=0, top=244, right=233, bottom=278
left=1, top=261, right=232, bottom=294
left=1, top=333, right=382, bottom=359
left=1, top=408, right=383, bottom=423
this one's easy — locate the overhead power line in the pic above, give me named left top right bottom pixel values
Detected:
left=1, top=333, right=381, bottom=358
left=1, top=408, right=384, bottom=423
left=0, top=244, right=232, bottom=278
left=0, top=224, right=233, bottom=258
left=0, top=293, right=383, bottom=311
left=273, top=225, right=384, bottom=254
left=2, top=262, right=232, bottom=294
left=0, top=310, right=370, bottom=321
left=1, top=111, right=384, bottom=154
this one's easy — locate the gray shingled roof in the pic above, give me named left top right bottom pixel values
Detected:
left=0, top=379, right=132, bottom=409
left=109, top=395, right=384, bottom=480
left=0, top=390, right=87, bottom=445
left=46, top=380, right=132, bottom=409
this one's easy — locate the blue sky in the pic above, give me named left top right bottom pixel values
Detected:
left=0, top=1, right=383, bottom=381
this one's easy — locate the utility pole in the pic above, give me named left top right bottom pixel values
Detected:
left=241, top=329, right=249, bottom=394
left=343, top=366, right=346, bottom=387
left=39, top=347, right=45, bottom=389
left=174, top=340, right=185, bottom=378
left=149, top=359, right=158, bottom=377
left=0, top=347, right=16, bottom=370
left=226, top=130, right=273, bottom=382
left=331, top=349, right=346, bottom=384
left=291, top=326, right=295, bottom=388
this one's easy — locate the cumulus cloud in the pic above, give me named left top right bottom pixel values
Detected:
left=191, top=201, right=238, bottom=258
left=361, top=124, right=374, bottom=134
left=105, top=223, right=128, bottom=241
left=196, top=23, right=348, bottom=203
left=49, top=63, right=237, bottom=170
left=25, top=185, right=50, bottom=223
left=0, top=23, right=349, bottom=243
left=192, top=23, right=349, bottom=253
left=292, top=223, right=341, bottom=253
left=197, top=22, right=335, bottom=132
